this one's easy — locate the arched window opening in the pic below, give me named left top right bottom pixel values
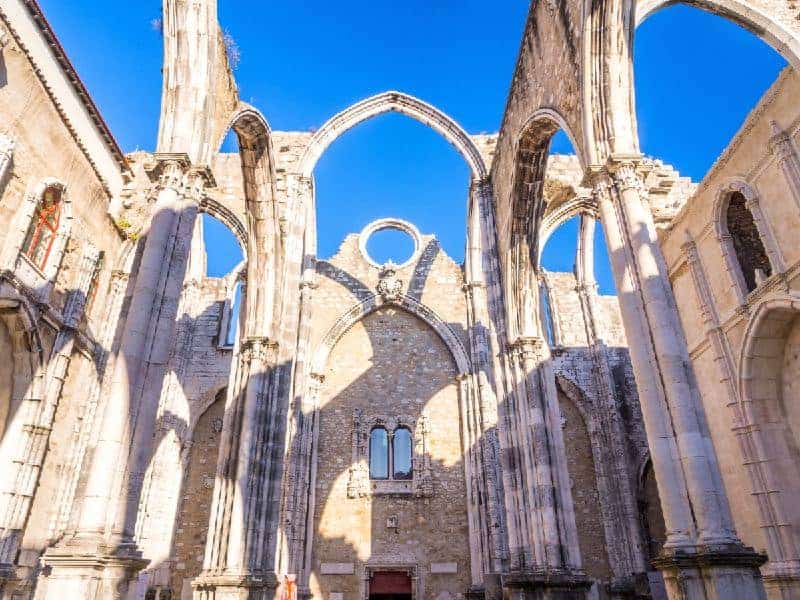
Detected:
left=539, top=280, right=556, bottom=346
left=23, top=185, right=63, bottom=271
left=726, top=192, right=771, bottom=293
left=369, top=427, right=389, bottom=480
left=392, top=427, right=413, bottom=480
left=225, top=279, right=243, bottom=347
left=200, top=213, right=244, bottom=278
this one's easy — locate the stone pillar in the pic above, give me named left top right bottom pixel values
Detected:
left=464, top=180, right=509, bottom=579
left=590, top=155, right=766, bottom=599
left=192, top=337, right=281, bottom=599
left=298, top=372, right=324, bottom=600
left=769, top=120, right=800, bottom=213
left=493, top=184, right=589, bottom=597
left=573, top=213, right=651, bottom=591
left=38, top=155, right=211, bottom=599
left=574, top=214, right=596, bottom=289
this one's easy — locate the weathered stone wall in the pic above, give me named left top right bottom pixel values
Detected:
left=0, top=4, right=131, bottom=592
left=308, top=225, right=472, bottom=597
left=171, top=390, right=226, bottom=599
left=311, top=307, right=471, bottom=599
left=557, top=390, right=612, bottom=583
left=659, top=67, right=800, bottom=560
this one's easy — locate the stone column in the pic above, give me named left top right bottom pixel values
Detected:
left=590, top=155, right=766, bottom=599
left=193, top=337, right=281, bottom=599
left=769, top=120, right=800, bottom=213
left=464, top=180, right=509, bottom=579
left=38, top=155, right=211, bottom=599
left=298, top=372, right=324, bottom=600
left=573, top=213, right=650, bottom=589
left=574, top=214, right=596, bottom=289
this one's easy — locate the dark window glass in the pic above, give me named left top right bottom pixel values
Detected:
left=369, top=428, right=389, bottom=479
left=393, top=427, right=413, bottom=480
left=726, top=192, right=771, bottom=292
left=539, top=283, right=555, bottom=346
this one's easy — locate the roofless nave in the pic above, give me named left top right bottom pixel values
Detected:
left=0, top=1, right=799, bottom=599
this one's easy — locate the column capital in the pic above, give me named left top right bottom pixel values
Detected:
left=509, top=336, right=548, bottom=361
left=583, top=154, right=651, bottom=195
left=239, top=337, right=279, bottom=365
left=144, top=153, right=216, bottom=199
left=144, top=152, right=191, bottom=188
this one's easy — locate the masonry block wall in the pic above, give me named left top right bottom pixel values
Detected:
left=657, top=67, right=800, bottom=585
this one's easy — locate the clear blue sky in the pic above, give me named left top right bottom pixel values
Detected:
left=38, top=1, right=786, bottom=292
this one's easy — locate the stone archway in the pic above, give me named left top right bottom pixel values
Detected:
left=635, top=0, right=800, bottom=70
left=738, top=295, right=800, bottom=577
left=224, top=102, right=282, bottom=340
left=298, top=91, right=488, bottom=181
left=0, top=295, right=43, bottom=570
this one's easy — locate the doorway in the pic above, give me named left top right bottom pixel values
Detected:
left=368, top=571, right=412, bottom=600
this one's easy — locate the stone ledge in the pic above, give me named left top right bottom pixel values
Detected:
left=651, top=543, right=768, bottom=571
left=191, top=570, right=280, bottom=591
left=501, top=567, right=591, bottom=593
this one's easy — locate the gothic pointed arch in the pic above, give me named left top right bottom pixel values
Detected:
left=224, top=103, right=281, bottom=339
left=635, top=0, right=800, bottom=69
left=311, top=293, right=471, bottom=378
left=737, top=293, right=800, bottom=571
left=588, top=0, right=800, bottom=159
left=199, top=196, right=248, bottom=256
left=299, top=91, right=488, bottom=180
left=502, top=109, right=585, bottom=340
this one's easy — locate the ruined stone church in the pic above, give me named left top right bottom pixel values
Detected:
left=0, top=0, right=798, bottom=599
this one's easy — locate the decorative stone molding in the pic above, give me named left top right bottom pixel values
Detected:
left=144, top=153, right=215, bottom=201
left=376, top=265, right=404, bottom=302
left=359, top=218, right=423, bottom=269
left=347, top=409, right=433, bottom=498
left=606, top=155, right=649, bottom=195
left=769, top=119, right=800, bottom=212
left=712, top=178, right=785, bottom=305
left=312, top=293, right=471, bottom=378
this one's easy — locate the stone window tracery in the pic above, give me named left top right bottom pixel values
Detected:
left=714, top=182, right=784, bottom=304
left=348, top=410, right=432, bottom=497
left=392, top=427, right=413, bottom=480
left=22, top=185, right=63, bottom=272
left=369, top=427, right=389, bottom=480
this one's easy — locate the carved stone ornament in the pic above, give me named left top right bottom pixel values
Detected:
left=377, top=263, right=404, bottom=302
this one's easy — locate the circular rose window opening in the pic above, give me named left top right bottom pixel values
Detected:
left=359, top=219, right=422, bottom=268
